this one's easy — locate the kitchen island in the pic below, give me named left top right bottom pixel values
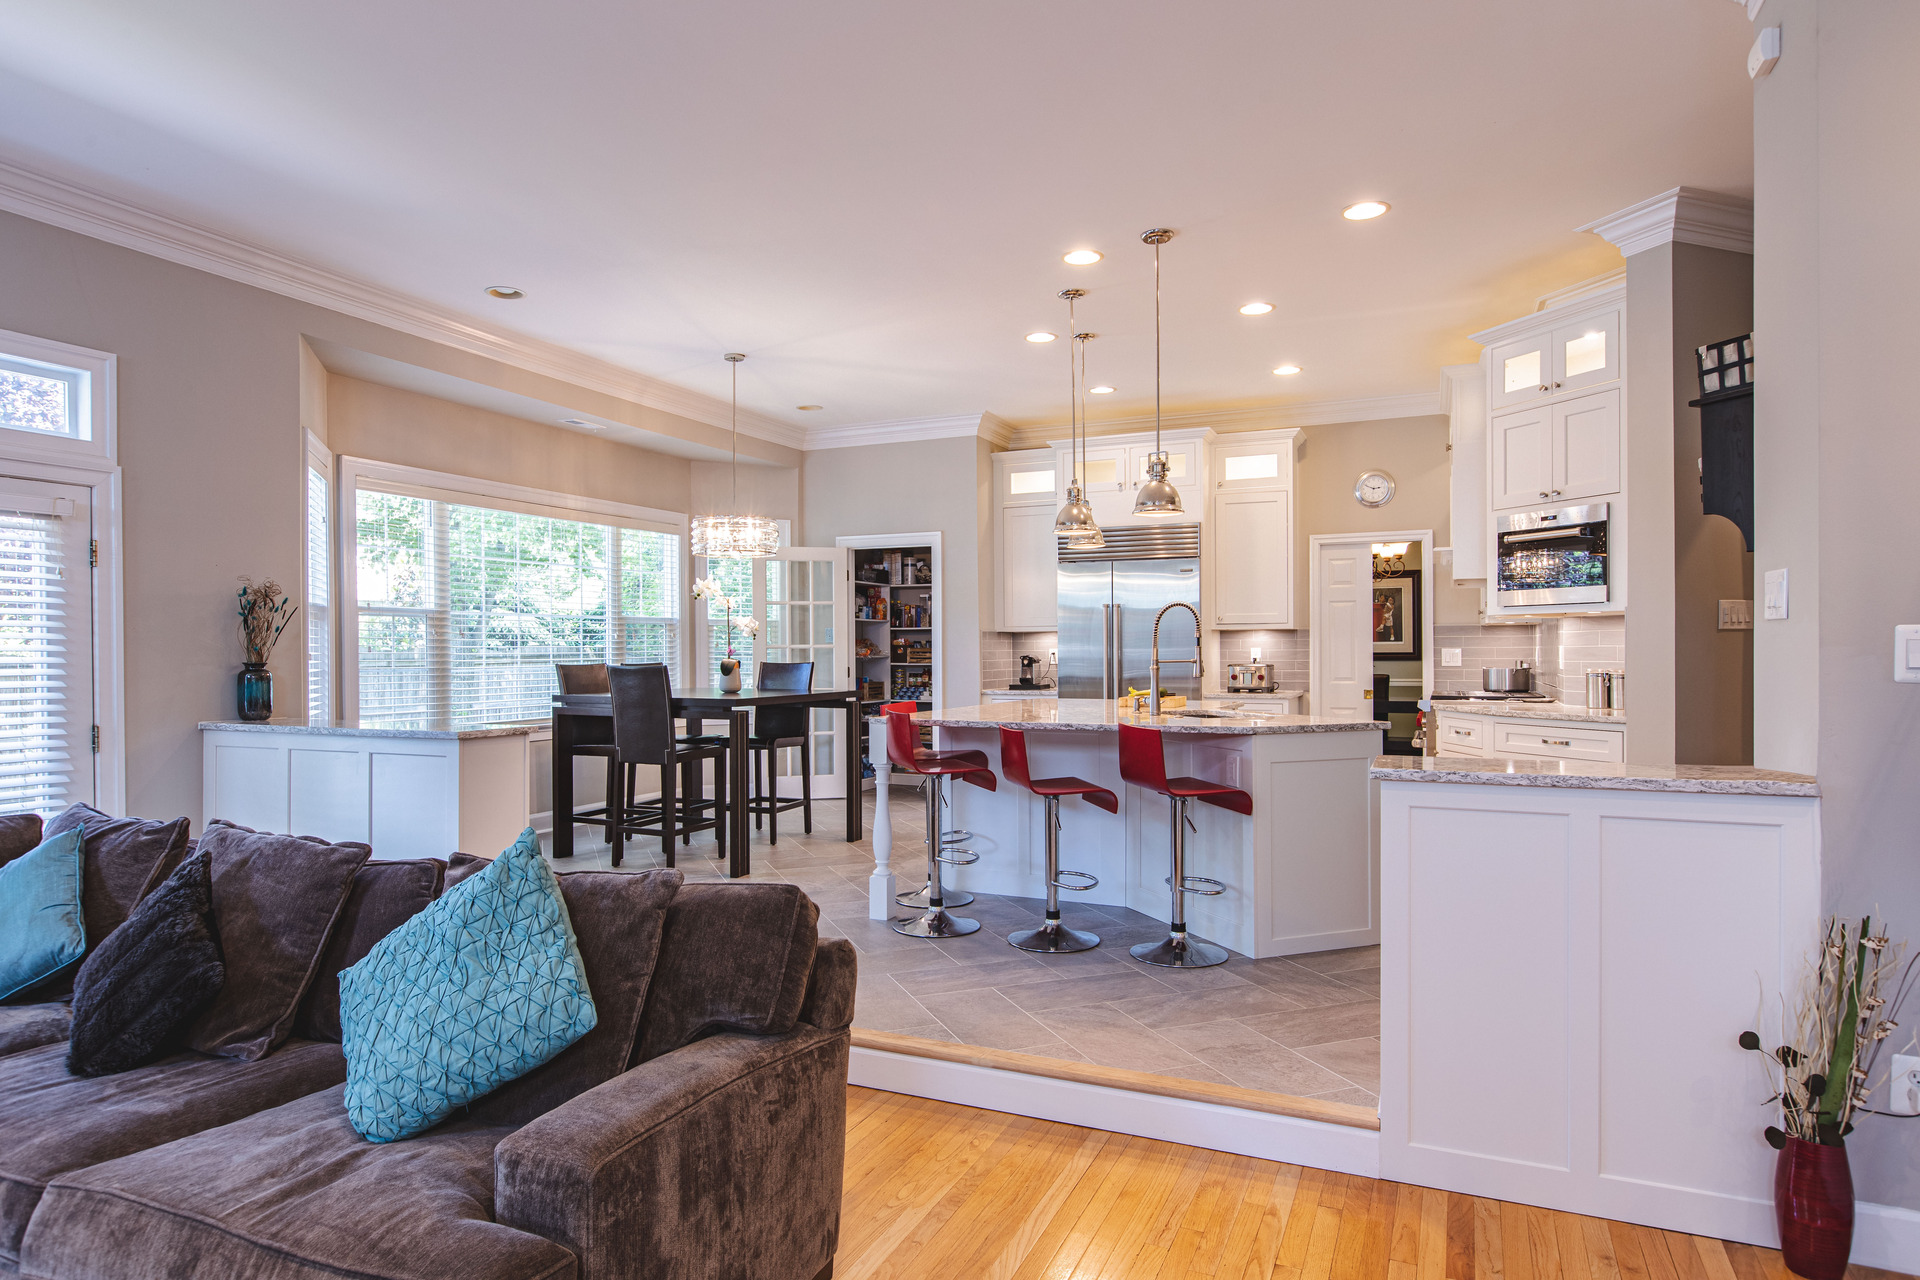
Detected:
left=879, top=700, right=1383, bottom=958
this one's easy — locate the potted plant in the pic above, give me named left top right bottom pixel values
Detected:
left=1740, top=917, right=1917, bottom=1279
left=235, top=578, right=299, bottom=721
left=694, top=577, right=759, bottom=692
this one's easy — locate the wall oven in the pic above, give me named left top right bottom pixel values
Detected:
left=1496, top=503, right=1609, bottom=608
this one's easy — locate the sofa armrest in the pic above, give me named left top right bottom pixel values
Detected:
left=495, top=1025, right=849, bottom=1280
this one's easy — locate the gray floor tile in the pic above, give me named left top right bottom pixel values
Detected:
left=1294, top=1036, right=1381, bottom=1091
left=915, top=988, right=1063, bottom=1052
left=1041, top=1003, right=1217, bottom=1076
left=888, top=1022, right=960, bottom=1043
left=1236, top=1000, right=1380, bottom=1048
left=1140, top=961, right=1256, bottom=992
left=1177, top=1018, right=1281, bottom=1052
left=853, top=976, right=939, bottom=1033
left=889, top=956, right=1049, bottom=996
left=1309, top=1086, right=1379, bottom=1107
left=1107, top=983, right=1304, bottom=1030
left=1188, top=1042, right=1353, bottom=1095
left=1279, top=945, right=1380, bottom=975
left=1328, top=967, right=1381, bottom=997
left=996, top=968, right=1171, bottom=1012
left=1234, top=958, right=1370, bottom=1008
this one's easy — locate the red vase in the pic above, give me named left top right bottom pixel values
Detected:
left=1775, top=1137, right=1854, bottom=1280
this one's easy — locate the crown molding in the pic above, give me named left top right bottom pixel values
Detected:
left=0, top=157, right=805, bottom=450
left=1578, top=186, right=1754, bottom=257
left=1000, top=392, right=1443, bottom=450
left=1534, top=268, right=1627, bottom=313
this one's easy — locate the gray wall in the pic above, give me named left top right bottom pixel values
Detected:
left=1292, top=414, right=1453, bottom=623
left=1754, top=0, right=1920, bottom=1213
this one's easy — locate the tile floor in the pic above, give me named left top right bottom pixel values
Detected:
left=540, top=787, right=1380, bottom=1108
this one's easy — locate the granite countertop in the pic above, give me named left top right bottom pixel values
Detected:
left=1370, top=755, right=1817, bottom=797
left=982, top=687, right=1059, bottom=697
left=199, top=720, right=542, bottom=741
left=919, top=700, right=1386, bottom=736
left=1427, top=700, right=1628, bottom=726
left=1203, top=689, right=1307, bottom=700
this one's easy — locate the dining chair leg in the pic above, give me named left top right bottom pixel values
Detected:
left=604, top=755, right=620, bottom=844
left=714, top=749, right=729, bottom=863
left=768, top=746, right=779, bottom=846
left=753, top=747, right=765, bottom=832
left=660, top=764, right=677, bottom=867
left=800, top=735, right=813, bottom=835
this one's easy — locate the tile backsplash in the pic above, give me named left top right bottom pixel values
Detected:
left=980, top=631, right=1058, bottom=690
left=1214, top=630, right=1311, bottom=691
left=1534, top=616, right=1626, bottom=701
left=1430, top=624, right=1541, bottom=695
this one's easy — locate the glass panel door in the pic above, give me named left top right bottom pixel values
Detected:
left=761, top=547, right=849, bottom=800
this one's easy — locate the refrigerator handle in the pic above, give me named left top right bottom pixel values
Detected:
left=1102, top=604, right=1115, bottom=700
left=1108, top=603, right=1121, bottom=699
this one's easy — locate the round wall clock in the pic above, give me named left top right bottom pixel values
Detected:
left=1354, top=470, right=1396, bottom=507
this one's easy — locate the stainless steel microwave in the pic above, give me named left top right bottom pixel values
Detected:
left=1496, top=503, right=1609, bottom=607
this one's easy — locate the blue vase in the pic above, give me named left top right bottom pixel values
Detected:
left=238, top=663, right=273, bottom=722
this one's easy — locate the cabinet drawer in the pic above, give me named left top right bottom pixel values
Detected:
left=1434, top=715, right=1487, bottom=754
left=1490, top=721, right=1625, bottom=763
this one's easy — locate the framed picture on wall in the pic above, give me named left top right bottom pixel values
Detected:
left=1372, top=571, right=1421, bottom=660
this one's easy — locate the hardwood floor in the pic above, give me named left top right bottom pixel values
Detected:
left=840, top=1087, right=1911, bottom=1280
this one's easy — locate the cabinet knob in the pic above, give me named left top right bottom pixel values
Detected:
left=1552, top=381, right=1563, bottom=389
left=1549, top=489, right=1562, bottom=498
left=1539, top=384, right=1550, bottom=393
left=1539, top=491, right=1550, bottom=500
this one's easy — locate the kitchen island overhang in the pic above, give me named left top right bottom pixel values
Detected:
left=904, top=700, right=1386, bottom=959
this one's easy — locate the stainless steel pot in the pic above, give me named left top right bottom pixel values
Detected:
left=1482, top=663, right=1533, bottom=693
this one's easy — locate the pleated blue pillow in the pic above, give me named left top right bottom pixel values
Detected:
left=339, top=828, right=596, bottom=1142
left=0, top=825, right=87, bottom=1001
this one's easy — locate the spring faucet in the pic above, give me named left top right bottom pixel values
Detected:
left=1149, top=602, right=1203, bottom=718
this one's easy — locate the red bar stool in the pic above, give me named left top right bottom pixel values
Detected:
left=997, top=727, right=1114, bottom=953
left=883, top=705, right=997, bottom=939
left=1116, top=721, right=1251, bottom=969
left=882, top=702, right=974, bottom=912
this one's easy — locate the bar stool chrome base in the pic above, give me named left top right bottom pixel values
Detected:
left=895, top=881, right=974, bottom=909
left=892, top=907, right=981, bottom=939
left=1130, top=930, right=1230, bottom=968
left=1009, top=918, right=1101, bottom=953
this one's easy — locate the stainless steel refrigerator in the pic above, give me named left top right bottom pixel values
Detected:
left=1057, top=524, right=1202, bottom=700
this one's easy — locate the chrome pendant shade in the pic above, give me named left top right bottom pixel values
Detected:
left=689, top=353, right=781, bottom=558
left=1053, top=288, right=1105, bottom=548
left=1133, top=228, right=1184, bottom=518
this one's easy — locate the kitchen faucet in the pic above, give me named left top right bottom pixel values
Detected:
left=1149, top=602, right=1203, bottom=718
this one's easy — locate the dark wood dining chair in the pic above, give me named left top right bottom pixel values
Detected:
left=555, top=663, right=621, bottom=841
left=744, top=661, right=814, bottom=844
left=606, top=663, right=728, bottom=867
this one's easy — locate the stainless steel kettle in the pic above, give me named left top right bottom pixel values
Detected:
left=1481, top=661, right=1533, bottom=693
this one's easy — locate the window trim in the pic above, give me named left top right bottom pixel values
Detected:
left=0, top=329, right=122, bottom=812
left=304, top=434, right=334, bottom=725
left=335, top=457, right=690, bottom=728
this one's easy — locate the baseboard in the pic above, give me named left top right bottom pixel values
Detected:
left=1854, top=1198, right=1920, bottom=1273
left=849, top=1037, right=1380, bottom=1178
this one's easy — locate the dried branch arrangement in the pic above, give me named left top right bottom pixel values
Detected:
left=1740, top=915, right=1919, bottom=1147
left=236, top=578, right=299, bottom=665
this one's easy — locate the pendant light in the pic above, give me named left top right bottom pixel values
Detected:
left=690, top=352, right=781, bottom=558
left=1053, top=289, right=1103, bottom=548
left=1065, top=328, right=1104, bottom=548
left=1133, top=227, right=1184, bottom=518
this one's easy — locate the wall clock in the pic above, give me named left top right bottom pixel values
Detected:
left=1354, top=470, right=1396, bottom=508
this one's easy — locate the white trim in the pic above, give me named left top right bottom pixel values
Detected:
left=1534, top=269, right=1627, bottom=313
left=340, top=457, right=686, bottom=534
left=1309, top=530, right=1436, bottom=718
left=834, top=532, right=944, bottom=711
left=1470, top=284, right=1627, bottom=349
left=849, top=1046, right=1380, bottom=1178
left=303, top=435, right=335, bottom=726
left=1577, top=186, right=1754, bottom=257
left=0, top=326, right=116, bottom=469
left=803, top=413, right=1004, bottom=452
left=1002, top=393, right=1442, bottom=450
left=1854, top=1199, right=1920, bottom=1274
left=0, top=157, right=802, bottom=450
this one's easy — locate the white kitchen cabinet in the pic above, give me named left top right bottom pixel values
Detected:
left=1490, top=388, right=1621, bottom=510
left=992, top=449, right=1059, bottom=632
left=1057, top=427, right=1211, bottom=528
left=1206, top=429, right=1297, bottom=629
left=1552, top=310, right=1619, bottom=396
left=1431, top=711, right=1625, bottom=763
left=1053, top=443, right=1128, bottom=495
left=1432, top=712, right=1488, bottom=755
left=1487, top=304, right=1621, bottom=411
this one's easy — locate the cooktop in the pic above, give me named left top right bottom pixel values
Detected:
left=1427, top=691, right=1554, bottom=702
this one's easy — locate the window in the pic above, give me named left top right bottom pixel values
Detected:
left=306, top=462, right=331, bottom=724
left=0, top=481, right=95, bottom=812
left=699, top=556, right=754, bottom=688
left=353, top=483, right=680, bottom=729
left=0, top=353, right=87, bottom=441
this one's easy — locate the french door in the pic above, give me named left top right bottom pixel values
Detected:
left=0, top=476, right=95, bottom=811
left=696, top=546, right=852, bottom=799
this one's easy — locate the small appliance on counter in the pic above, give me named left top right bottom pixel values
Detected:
left=1579, top=669, right=1627, bottom=710
left=1226, top=662, right=1274, bottom=692
left=1013, top=654, right=1054, bottom=691
left=1481, top=661, right=1532, bottom=693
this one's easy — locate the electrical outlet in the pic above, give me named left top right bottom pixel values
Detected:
left=1250, top=646, right=1262, bottom=662
left=1047, top=648, right=1056, bottom=666
left=1892, top=1054, right=1920, bottom=1116
left=1764, top=569, right=1789, bottom=620
left=1441, top=648, right=1462, bottom=667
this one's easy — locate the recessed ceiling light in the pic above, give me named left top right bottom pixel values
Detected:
left=1026, top=331, right=1057, bottom=343
left=1239, top=302, right=1274, bottom=316
left=559, top=417, right=603, bottom=429
left=1089, top=385, right=1115, bottom=394
left=1273, top=364, right=1303, bottom=376
left=1342, top=201, right=1390, bottom=221
left=485, top=285, right=525, bottom=299
left=797, top=405, right=824, bottom=411
left=1063, top=249, right=1103, bottom=266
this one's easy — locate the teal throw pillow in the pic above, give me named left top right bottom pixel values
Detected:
left=0, top=825, right=87, bottom=1000
left=339, top=828, right=596, bottom=1142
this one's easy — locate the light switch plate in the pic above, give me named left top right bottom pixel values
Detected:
left=1764, top=569, right=1789, bottom=620
left=1891, top=1054, right=1920, bottom=1116
left=1719, top=599, right=1754, bottom=630
left=1441, top=648, right=1462, bottom=667
left=1896, top=626, right=1920, bottom=683
left=1250, top=646, right=1262, bottom=662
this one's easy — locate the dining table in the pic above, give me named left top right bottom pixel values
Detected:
left=550, top=685, right=865, bottom=877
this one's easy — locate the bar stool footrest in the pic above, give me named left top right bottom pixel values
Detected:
left=1162, top=874, right=1224, bottom=897
left=935, top=848, right=980, bottom=867
left=1050, top=869, right=1099, bottom=892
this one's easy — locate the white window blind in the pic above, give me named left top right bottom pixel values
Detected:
left=306, top=465, right=331, bottom=724
left=355, top=486, right=680, bottom=729
left=0, top=492, right=91, bottom=811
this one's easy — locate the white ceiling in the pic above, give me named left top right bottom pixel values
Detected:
left=0, top=0, right=1755, bottom=435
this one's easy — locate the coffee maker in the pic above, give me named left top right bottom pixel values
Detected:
left=1017, top=654, right=1041, bottom=689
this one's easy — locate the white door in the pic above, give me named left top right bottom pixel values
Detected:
left=997, top=503, right=1058, bottom=631
left=1312, top=540, right=1373, bottom=720
left=1212, top=489, right=1290, bottom=627
left=1553, top=388, right=1623, bottom=501
left=1490, top=406, right=1555, bottom=510
left=0, top=477, right=94, bottom=811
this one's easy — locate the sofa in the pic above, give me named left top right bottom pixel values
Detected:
left=0, top=817, right=856, bottom=1280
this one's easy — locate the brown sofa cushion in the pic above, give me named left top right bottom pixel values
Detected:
left=631, top=882, right=819, bottom=1065
left=21, top=1086, right=576, bottom=1280
left=185, top=821, right=370, bottom=1061
left=292, top=858, right=444, bottom=1044
left=798, top=938, right=858, bottom=1031
left=0, top=812, right=44, bottom=869
left=0, top=1038, right=347, bottom=1267
left=466, top=868, right=682, bottom=1126
left=0, top=1003, right=70, bottom=1057
left=444, top=851, right=491, bottom=887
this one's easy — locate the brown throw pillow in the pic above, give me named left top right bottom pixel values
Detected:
left=185, top=820, right=370, bottom=1061
left=67, top=849, right=225, bottom=1076
left=467, top=867, right=682, bottom=1125
left=443, top=851, right=491, bottom=888
left=0, top=812, right=44, bottom=870
left=291, top=858, right=444, bottom=1044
